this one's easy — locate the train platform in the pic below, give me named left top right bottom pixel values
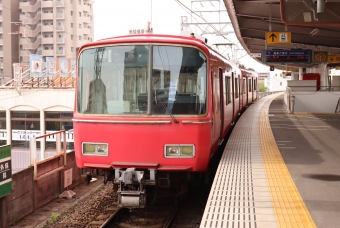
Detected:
left=10, top=174, right=104, bottom=228
left=200, top=92, right=340, bottom=228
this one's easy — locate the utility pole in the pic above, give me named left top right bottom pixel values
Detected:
left=9, top=21, right=23, bottom=64
left=8, top=21, right=25, bottom=95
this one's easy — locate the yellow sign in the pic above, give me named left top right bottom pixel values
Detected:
left=266, top=32, right=291, bottom=44
left=328, top=55, right=340, bottom=63
left=287, top=67, right=294, bottom=71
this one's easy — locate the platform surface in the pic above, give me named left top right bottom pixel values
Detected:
left=201, top=92, right=340, bottom=228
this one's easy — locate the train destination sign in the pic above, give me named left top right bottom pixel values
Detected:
left=263, top=50, right=312, bottom=63
left=0, top=145, right=12, bottom=198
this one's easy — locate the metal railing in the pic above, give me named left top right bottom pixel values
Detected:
left=291, top=95, right=295, bottom=114
left=30, top=130, right=67, bottom=180
left=288, top=85, right=340, bottom=91
left=0, top=68, right=76, bottom=89
left=336, top=97, right=340, bottom=113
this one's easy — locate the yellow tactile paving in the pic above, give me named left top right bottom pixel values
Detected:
left=259, top=94, right=316, bottom=228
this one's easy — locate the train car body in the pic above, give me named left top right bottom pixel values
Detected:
left=241, top=68, right=259, bottom=111
left=73, top=34, right=257, bottom=208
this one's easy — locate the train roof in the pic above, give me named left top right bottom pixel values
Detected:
left=240, top=68, right=258, bottom=77
left=78, top=33, right=238, bottom=69
left=80, top=33, right=209, bottom=52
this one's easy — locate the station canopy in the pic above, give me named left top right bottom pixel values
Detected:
left=223, top=0, right=340, bottom=70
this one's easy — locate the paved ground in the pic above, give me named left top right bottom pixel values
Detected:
left=269, top=94, right=340, bottom=228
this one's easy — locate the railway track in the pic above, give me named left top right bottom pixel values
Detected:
left=99, top=184, right=209, bottom=228
left=43, top=150, right=222, bottom=228
left=43, top=149, right=222, bottom=228
left=44, top=183, right=209, bottom=228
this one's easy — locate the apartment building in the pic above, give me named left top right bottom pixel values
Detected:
left=0, top=0, right=94, bottom=84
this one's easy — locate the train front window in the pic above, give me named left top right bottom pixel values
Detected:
left=78, top=45, right=149, bottom=114
left=151, top=46, right=207, bottom=115
left=77, top=45, right=207, bottom=115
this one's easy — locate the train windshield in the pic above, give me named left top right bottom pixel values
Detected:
left=77, top=45, right=207, bottom=115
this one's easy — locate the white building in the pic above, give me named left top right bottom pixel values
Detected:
left=259, top=69, right=291, bottom=92
left=0, top=87, right=75, bottom=152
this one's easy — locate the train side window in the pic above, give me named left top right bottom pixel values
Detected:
left=243, top=79, right=246, bottom=95
left=248, top=79, right=252, bottom=92
left=225, top=76, right=231, bottom=105
left=235, top=78, right=239, bottom=99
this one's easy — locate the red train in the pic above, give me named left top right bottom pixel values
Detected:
left=73, top=33, right=258, bottom=208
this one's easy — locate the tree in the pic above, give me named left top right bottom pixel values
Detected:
left=258, top=82, right=267, bottom=92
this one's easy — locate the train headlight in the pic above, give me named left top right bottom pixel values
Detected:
left=82, top=143, right=108, bottom=156
left=164, top=144, right=195, bottom=158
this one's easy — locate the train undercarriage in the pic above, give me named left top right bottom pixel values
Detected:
left=103, top=168, right=205, bottom=209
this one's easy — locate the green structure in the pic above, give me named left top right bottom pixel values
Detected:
left=0, top=145, right=12, bottom=198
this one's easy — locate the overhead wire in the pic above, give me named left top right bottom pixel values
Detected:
left=175, top=0, right=248, bottom=62
left=175, top=0, right=233, bottom=60
left=175, top=0, right=232, bottom=43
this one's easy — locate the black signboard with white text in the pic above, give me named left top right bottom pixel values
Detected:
left=263, top=50, right=312, bottom=63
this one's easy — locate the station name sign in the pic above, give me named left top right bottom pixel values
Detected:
left=263, top=50, right=312, bottom=63
left=0, top=145, right=12, bottom=198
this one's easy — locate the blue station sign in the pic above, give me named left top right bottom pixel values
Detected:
left=263, top=50, right=312, bottom=63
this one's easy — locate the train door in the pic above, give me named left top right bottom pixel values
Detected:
left=210, top=69, right=219, bottom=147
left=243, top=78, right=246, bottom=108
left=212, top=70, right=221, bottom=144
left=254, top=78, right=258, bottom=100
left=253, top=78, right=257, bottom=101
left=237, top=75, right=241, bottom=112
left=218, top=68, right=224, bottom=144
left=245, top=77, right=249, bottom=106
left=234, top=74, right=241, bottom=119
left=248, top=78, right=252, bottom=104
left=251, top=78, right=254, bottom=102
left=231, top=72, right=235, bottom=124
left=224, top=75, right=233, bottom=134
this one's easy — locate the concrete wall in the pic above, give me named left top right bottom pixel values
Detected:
left=35, top=157, right=62, bottom=208
left=332, top=76, right=340, bottom=91
left=0, top=151, right=82, bottom=227
left=288, top=80, right=317, bottom=91
left=4, top=167, right=34, bottom=227
left=285, top=91, right=340, bottom=113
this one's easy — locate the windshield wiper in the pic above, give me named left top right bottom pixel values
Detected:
left=154, top=91, right=179, bottom=124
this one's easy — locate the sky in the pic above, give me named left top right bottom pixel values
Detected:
left=93, top=0, right=269, bottom=72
